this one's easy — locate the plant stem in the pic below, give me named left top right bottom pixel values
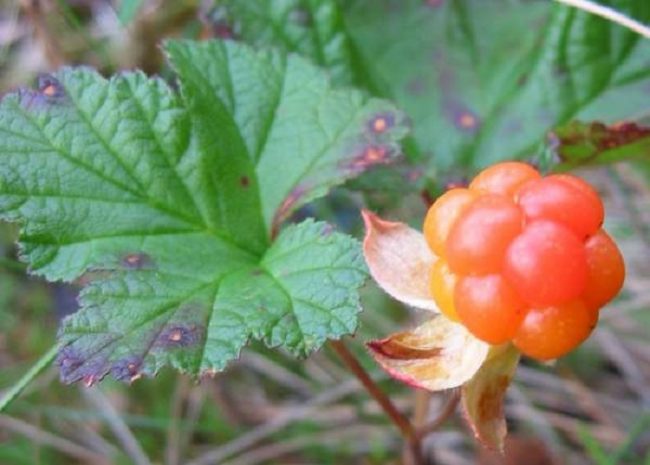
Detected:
left=0, top=344, right=59, bottom=413
left=329, top=339, right=423, bottom=464
left=554, top=0, right=650, bottom=38
left=416, top=389, right=460, bottom=440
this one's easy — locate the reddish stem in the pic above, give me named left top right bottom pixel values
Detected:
left=329, top=339, right=423, bottom=465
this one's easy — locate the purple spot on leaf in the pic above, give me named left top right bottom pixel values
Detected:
left=58, top=345, right=110, bottom=385
left=58, top=346, right=84, bottom=375
left=445, top=103, right=480, bottom=133
left=345, top=145, right=396, bottom=175
left=38, top=74, right=65, bottom=99
left=156, top=325, right=203, bottom=348
left=19, top=74, right=66, bottom=109
left=111, top=356, right=143, bottom=382
left=367, top=113, right=395, bottom=134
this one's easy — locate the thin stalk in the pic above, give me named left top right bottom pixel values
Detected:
left=554, top=0, right=650, bottom=38
left=329, top=340, right=423, bottom=465
left=0, top=344, right=59, bottom=413
left=416, top=389, right=460, bottom=440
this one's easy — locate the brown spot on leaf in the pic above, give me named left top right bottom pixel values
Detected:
left=271, top=185, right=307, bottom=236
left=58, top=346, right=84, bottom=376
left=368, top=114, right=395, bottom=134
left=111, top=356, right=143, bottom=382
left=57, top=346, right=110, bottom=385
left=38, top=74, right=65, bottom=99
left=121, top=252, right=155, bottom=270
left=345, top=145, right=396, bottom=175
left=456, top=111, right=480, bottom=131
left=443, top=98, right=480, bottom=133
left=169, top=329, right=183, bottom=342
left=425, top=0, right=444, bottom=7
left=240, top=176, right=250, bottom=187
left=19, top=74, right=66, bottom=109
left=157, top=325, right=203, bottom=348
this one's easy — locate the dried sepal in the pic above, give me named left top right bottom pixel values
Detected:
left=367, top=316, right=489, bottom=391
left=362, top=210, right=439, bottom=312
left=461, top=343, right=520, bottom=452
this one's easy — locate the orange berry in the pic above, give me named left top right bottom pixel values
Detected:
left=503, top=220, right=588, bottom=307
left=582, top=229, right=625, bottom=311
left=514, top=299, right=598, bottom=361
left=455, top=274, right=527, bottom=344
left=446, top=194, right=524, bottom=275
left=423, top=188, right=478, bottom=257
left=429, top=260, right=460, bottom=321
left=516, top=174, right=604, bottom=239
left=470, top=161, right=541, bottom=198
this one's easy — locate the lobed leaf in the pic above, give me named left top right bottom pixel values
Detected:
left=59, top=220, right=365, bottom=383
left=0, top=40, right=406, bottom=383
left=166, top=40, right=408, bottom=233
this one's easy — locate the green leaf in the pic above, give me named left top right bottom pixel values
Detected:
left=538, top=120, right=650, bottom=170
left=224, top=0, right=650, bottom=174
left=0, top=40, right=405, bottom=383
left=165, top=40, right=408, bottom=231
left=216, top=0, right=360, bottom=87
left=59, top=220, right=365, bottom=383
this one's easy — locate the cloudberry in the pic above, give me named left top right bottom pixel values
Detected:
left=423, top=161, right=624, bottom=360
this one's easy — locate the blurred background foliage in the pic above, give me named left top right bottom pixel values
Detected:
left=0, top=0, right=649, bottom=464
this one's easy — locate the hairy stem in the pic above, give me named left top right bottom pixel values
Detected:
left=0, top=343, right=59, bottom=413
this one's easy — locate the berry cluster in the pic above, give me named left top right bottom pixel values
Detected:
left=423, top=162, right=625, bottom=360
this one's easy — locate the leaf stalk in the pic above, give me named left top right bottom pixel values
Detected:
left=0, top=343, right=59, bottom=413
